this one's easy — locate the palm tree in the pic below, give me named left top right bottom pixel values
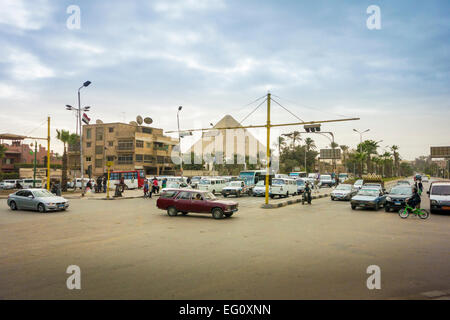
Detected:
left=291, top=131, right=302, bottom=148
left=360, top=140, right=380, bottom=173
left=381, top=151, right=391, bottom=177
left=304, top=137, right=316, bottom=152
left=390, top=145, right=400, bottom=176
left=355, top=151, right=367, bottom=176
left=57, top=130, right=78, bottom=191
left=273, top=136, right=287, bottom=156
left=340, top=145, right=349, bottom=171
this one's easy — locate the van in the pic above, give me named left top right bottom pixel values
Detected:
left=269, top=178, right=297, bottom=198
left=427, top=181, right=450, bottom=213
left=21, top=179, right=42, bottom=188
left=197, top=178, right=227, bottom=194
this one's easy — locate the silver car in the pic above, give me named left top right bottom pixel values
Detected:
left=7, top=189, right=69, bottom=213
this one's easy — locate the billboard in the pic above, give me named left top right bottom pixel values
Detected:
left=430, top=146, right=450, bottom=158
left=320, top=148, right=341, bottom=159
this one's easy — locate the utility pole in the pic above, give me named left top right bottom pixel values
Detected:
left=265, top=93, right=271, bottom=205
left=33, top=141, right=37, bottom=188
left=47, top=116, right=50, bottom=190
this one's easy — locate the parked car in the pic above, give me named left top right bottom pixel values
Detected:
left=396, top=180, right=411, bottom=186
left=3, top=179, right=23, bottom=188
left=269, top=178, right=297, bottom=198
left=295, top=178, right=307, bottom=194
left=221, top=181, right=251, bottom=198
left=0, top=181, right=15, bottom=190
left=421, top=176, right=429, bottom=183
left=350, top=187, right=386, bottom=210
left=330, top=184, right=357, bottom=201
left=318, top=175, right=334, bottom=188
left=338, top=173, right=349, bottom=183
left=353, top=179, right=364, bottom=190
left=7, top=188, right=69, bottom=213
left=156, top=189, right=238, bottom=219
left=384, top=185, right=413, bottom=212
left=162, top=181, right=191, bottom=192
left=427, top=181, right=450, bottom=213
left=197, top=178, right=227, bottom=194
left=21, top=179, right=42, bottom=188
left=252, top=180, right=266, bottom=197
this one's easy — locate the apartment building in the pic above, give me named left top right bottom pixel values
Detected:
left=70, top=122, right=179, bottom=178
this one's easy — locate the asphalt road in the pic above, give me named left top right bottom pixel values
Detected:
left=0, top=178, right=449, bottom=299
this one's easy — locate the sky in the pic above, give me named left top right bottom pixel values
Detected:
left=0, top=0, right=449, bottom=160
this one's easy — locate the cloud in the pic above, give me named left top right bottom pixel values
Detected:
left=3, top=48, right=55, bottom=80
left=0, top=0, right=53, bottom=31
left=152, top=0, right=226, bottom=18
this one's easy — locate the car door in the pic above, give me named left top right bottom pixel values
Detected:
left=174, top=191, right=192, bottom=212
left=21, top=190, right=36, bottom=209
left=191, top=193, right=208, bottom=213
left=13, top=191, right=26, bottom=209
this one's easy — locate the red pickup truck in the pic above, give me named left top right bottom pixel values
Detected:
left=156, top=189, right=239, bottom=219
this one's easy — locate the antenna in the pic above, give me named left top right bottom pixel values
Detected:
left=136, top=115, right=143, bottom=125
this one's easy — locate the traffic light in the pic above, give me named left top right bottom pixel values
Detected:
left=304, top=124, right=321, bottom=132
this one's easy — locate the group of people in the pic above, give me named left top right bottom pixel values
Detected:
left=143, top=177, right=167, bottom=198
left=85, top=176, right=108, bottom=193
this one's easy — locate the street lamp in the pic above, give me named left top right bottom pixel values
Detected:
left=353, top=128, right=369, bottom=175
left=177, top=106, right=183, bottom=176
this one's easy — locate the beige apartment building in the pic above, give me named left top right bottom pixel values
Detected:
left=69, top=122, right=179, bottom=178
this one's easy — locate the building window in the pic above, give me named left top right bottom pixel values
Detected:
left=95, top=146, right=103, bottom=155
left=118, top=154, right=133, bottom=164
left=86, top=128, right=91, bottom=139
left=108, top=127, right=114, bottom=133
left=136, top=140, right=144, bottom=148
left=117, top=140, right=133, bottom=150
left=157, top=156, right=164, bottom=164
left=106, top=156, right=114, bottom=162
left=86, top=157, right=91, bottom=162
left=95, top=159, right=102, bottom=168
left=144, top=155, right=154, bottom=163
left=86, top=142, right=91, bottom=148
left=142, top=127, right=152, bottom=134
left=136, top=154, right=143, bottom=162
left=96, top=127, right=104, bottom=141
left=108, top=141, right=114, bottom=146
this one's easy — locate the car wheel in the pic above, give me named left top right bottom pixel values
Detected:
left=9, top=201, right=17, bottom=211
left=237, top=191, right=241, bottom=198
left=384, top=206, right=390, bottom=212
left=212, top=190, right=216, bottom=195
left=331, top=197, right=334, bottom=201
left=167, top=207, right=178, bottom=217
left=223, top=194, right=227, bottom=198
left=351, top=204, right=356, bottom=210
left=224, top=213, right=233, bottom=218
left=286, top=192, right=289, bottom=198
left=38, top=203, right=46, bottom=213
left=212, top=208, right=224, bottom=219
left=270, top=195, right=274, bottom=199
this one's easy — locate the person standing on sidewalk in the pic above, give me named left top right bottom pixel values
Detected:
left=103, top=175, right=107, bottom=193
left=143, top=179, right=149, bottom=198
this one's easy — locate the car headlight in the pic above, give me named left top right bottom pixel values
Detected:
left=386, top=197, right=392, bottom=202
left=431, top=200, right=438, bottom=205
left=47, top=202, right=55, bottom=206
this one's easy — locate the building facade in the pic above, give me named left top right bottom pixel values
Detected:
left=70, top=122, right=178, bottom=178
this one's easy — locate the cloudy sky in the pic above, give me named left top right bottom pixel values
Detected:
left=0, top=0, right=449, bottom=160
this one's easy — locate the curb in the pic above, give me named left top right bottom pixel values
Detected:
left=261, top=193, right=330, bottom=209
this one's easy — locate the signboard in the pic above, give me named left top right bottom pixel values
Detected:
left=430, top=146, right=450, bottom=158
left=320, top=148, right=341, bottom=160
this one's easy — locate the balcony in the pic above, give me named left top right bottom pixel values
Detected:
left=154, top=145, right=169, bottom=151
left=116, top=145, right=135, bottom=152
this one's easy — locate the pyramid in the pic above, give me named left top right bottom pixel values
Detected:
left=186, top=114, right=266, bottom=163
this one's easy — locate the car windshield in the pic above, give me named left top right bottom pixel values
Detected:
left=297, top=180, right=305, bottom=185
left=199, top=180, right=210, bottom=185
left=336, top=184, right=352, bottom=190
left=204, top=192, right=217, bottom=200
left=32, top=190, right=54, bottom=197
left=321, top=175, right=331, bottom=180
left=339, top=174, right=348, bottom=178
left=389, top=187, right=412, bottom=195
left=357, top=189, right=379, bottom=196
left=166, top=182, right=180, bottom=188
left=432, top=185, right=450, bottom=196
left=228, top=182, right=242, bottom=187
left=256, top=180, right=265, bottom=186
left=272, top=179, right=284, bottom=185
left=354, top=180, right=363, bottom=185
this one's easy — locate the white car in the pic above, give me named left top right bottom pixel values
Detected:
left=269, top=178, right=297, bottom=198
left=427, top=181, right=450, bottom=213
left=0, top=181, right=15, bottom=190
left=422, top=176, right=429, bottom=183
left=353, top=179, right=364, bottom=190
left=252, top=180, right=266, bottom=197
left=21, top=179, right=43, bottom=188
left=319, top=175, right=334, bottom=188
left=331, top=184, right=357, bottom=201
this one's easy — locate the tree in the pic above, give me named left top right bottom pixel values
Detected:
left=57, top=130, right=78, bottom=191
left=390, top=145, right=400, bottom=176
left=358, top=140, right=380, bottom=173
left=304, top=137, right=316, bottom=152
left=273, top=136, right=286, bottom=156
left=354, top=151, right=367, bottom=176
left=340, top=145, right=349, bottom=168
left=0, top=144, right=6, bottom=171
left=282, top=131, right=301, bottom=150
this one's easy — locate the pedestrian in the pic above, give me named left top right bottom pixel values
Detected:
left=152, top=177, right=159, bottom=194
left=187, top=177, right=191, bottom=185
left=97, top=176, right=102, bottom=193
left=143, top=179, right=149, bottom=198
left=103, top=175, right=107, bottom=193
left=162, top=178, right=167, bottom=189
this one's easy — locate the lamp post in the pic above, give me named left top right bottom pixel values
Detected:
left=66, top=81, right=91, bottom=195
left=353, top=128, right=369, bottom=175
left=177, top=106, right=183, bottom=176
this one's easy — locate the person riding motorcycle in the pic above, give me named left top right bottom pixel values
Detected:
left=303, top=182, right=312, bottom=205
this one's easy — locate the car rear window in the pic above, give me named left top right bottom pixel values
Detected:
left=160, top=190, right=178, bottom=199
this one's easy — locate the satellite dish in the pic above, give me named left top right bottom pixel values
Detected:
left=136, top=115, right=143, bottom=125
left=129, top=121, right=138, bottom=126
left=96, top=119, right=103, bottom=124
left=144, top=117, right=153, bottom=125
